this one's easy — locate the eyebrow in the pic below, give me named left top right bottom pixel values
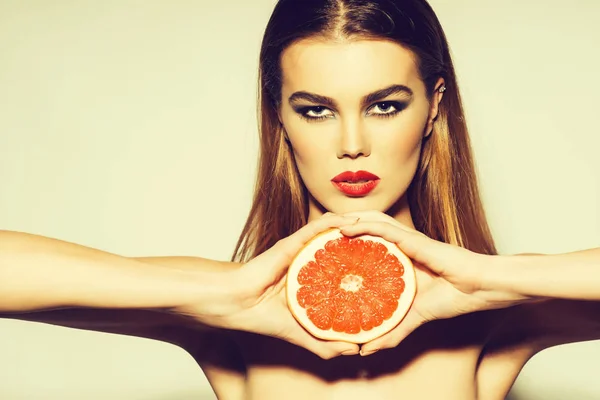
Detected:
left=288, top=84, right=414, bottom=109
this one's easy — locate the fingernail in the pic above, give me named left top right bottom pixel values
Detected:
left=360, top=348, right=378, bottom=356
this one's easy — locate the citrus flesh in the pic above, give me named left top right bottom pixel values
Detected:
left=286, top=228, right=416, bottom=343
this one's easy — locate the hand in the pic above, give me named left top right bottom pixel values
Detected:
left=181, top=213, right=361, bottom=359
left=340, top=211, right=524, bottom=356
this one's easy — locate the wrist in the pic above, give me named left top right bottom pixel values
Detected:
left=484, top=250, right=600, bottom=301
left=480, top=255, right=540, bottom=306
left=168, top=263, right=245, bottom=326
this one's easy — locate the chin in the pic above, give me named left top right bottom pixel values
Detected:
left=311, top=193, right=400, bottom=215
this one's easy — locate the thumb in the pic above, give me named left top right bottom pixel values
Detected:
left=247, top=214, right=359, bottom=282
left=340, top=221, right=442, bottom=268
left=359, top=310, right=426, bottom=356
left=285, top=327, right=360, bottom=359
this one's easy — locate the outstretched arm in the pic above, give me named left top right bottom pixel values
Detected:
left=0, top=213, right=363, bottom=359
left=486, top=249, right=600, bottom=301
left=0, top=230, right=229, bottom=339
left=482, top=250, right=600, bottom=351
left=337, top=212, right=600, bottom=355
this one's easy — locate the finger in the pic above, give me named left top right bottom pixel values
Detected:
left=316, top=341, right=360, bottom=359
left=291, top=214, right=359, bottom=245
left=341, top=210, right=379, bottom=220
left=342, top=211, right=392, bottom=227
left=266, top=214, right=359, bottom=267
left=342, top=211, right=418, bottom=232
left=300, top=337, right=360, bottom=360
left=339, top=221, right=441, bottom=268
left=285, top=324, right=360, bottom=359
left=359, top=311, right=425, bottom=356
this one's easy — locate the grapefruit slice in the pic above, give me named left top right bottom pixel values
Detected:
left=286, top=228, right=416, bottom=344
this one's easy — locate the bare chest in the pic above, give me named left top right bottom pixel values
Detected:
left=240, top=338, right=483, bottom=400
left=194, top=312, right=533, bottom=400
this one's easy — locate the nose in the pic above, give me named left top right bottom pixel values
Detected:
left=337, top=119, right=371, bottom=159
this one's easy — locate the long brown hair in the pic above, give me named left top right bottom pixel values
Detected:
left=232, top=0, right=497, bottom=262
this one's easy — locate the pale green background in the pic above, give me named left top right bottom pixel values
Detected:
left=1, top=0, right=599, bottom=399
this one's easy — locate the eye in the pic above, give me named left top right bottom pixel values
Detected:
left=298, top=106, right=334, bottom=121
left=294, top=101, right=407, bottom=122
left=367, top=101, right=405, bottom=117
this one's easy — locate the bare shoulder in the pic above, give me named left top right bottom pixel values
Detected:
left=510, top=298, right=600, bottom=349
left=473, top=306, right=541, bottom=399
left=165, top=326, right=247, bottom=399
left=472, top=297, right=600, bottom=399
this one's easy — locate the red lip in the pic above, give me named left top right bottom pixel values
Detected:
left=332, top=170, right=380, bottom=183
left=331, top=170, right=380, bottom=196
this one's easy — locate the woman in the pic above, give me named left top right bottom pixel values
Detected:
left=1, top=0, right=598, bottom=399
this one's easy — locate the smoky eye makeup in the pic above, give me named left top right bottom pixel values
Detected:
left=292, top=100, right=410, bottom=122
left=293, top=105, right=333, bottom=121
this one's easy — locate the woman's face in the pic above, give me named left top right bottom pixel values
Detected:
left=278, top=38, right=444, bottom=227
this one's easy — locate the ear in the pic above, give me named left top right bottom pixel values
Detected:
left=424, top=77, right=446, bottom=138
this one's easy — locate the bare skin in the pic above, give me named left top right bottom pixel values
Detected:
left=3, top=238, right=598, bottom=399
left=278, top=38, right=442, bottom=225
left=137, top=39, right=597, bottom=399
left=128, top=249, right=596, bottom=400
left=137, top=259, right=598, bottom=400
left=4, top=37, right=598, bottom=400
left=203, top=312, right=525, bottom=400
left=167, top=38, right=600, bottom=399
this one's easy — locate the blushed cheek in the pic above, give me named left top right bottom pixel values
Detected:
left=290, top=137, right=319, bottom=166
left=396, top=134, right=423, bottom=163
left=288, top=136, right=327, bottom=182
left=380, top=121, right=424, bottom=165
left=287, top=122, right=334, bottom=166
left=295, top=150, right=329, bottom=183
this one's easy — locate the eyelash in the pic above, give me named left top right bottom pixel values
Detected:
left=296, top=101, right=407, bottom=122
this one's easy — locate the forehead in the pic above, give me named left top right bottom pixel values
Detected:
left=280, top=38, right=422, bottom=97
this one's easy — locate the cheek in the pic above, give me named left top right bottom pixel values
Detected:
left=387, top=129, right=422, bottom=164
left=290, top=134, right=328, bottom=162
left=283, top=118, right=333, bottom=169
left=373, top=114, right=427, bottom=164
left=290, top=135, right=333, bottom=185
left=282, top=104, right=429, bottom=181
